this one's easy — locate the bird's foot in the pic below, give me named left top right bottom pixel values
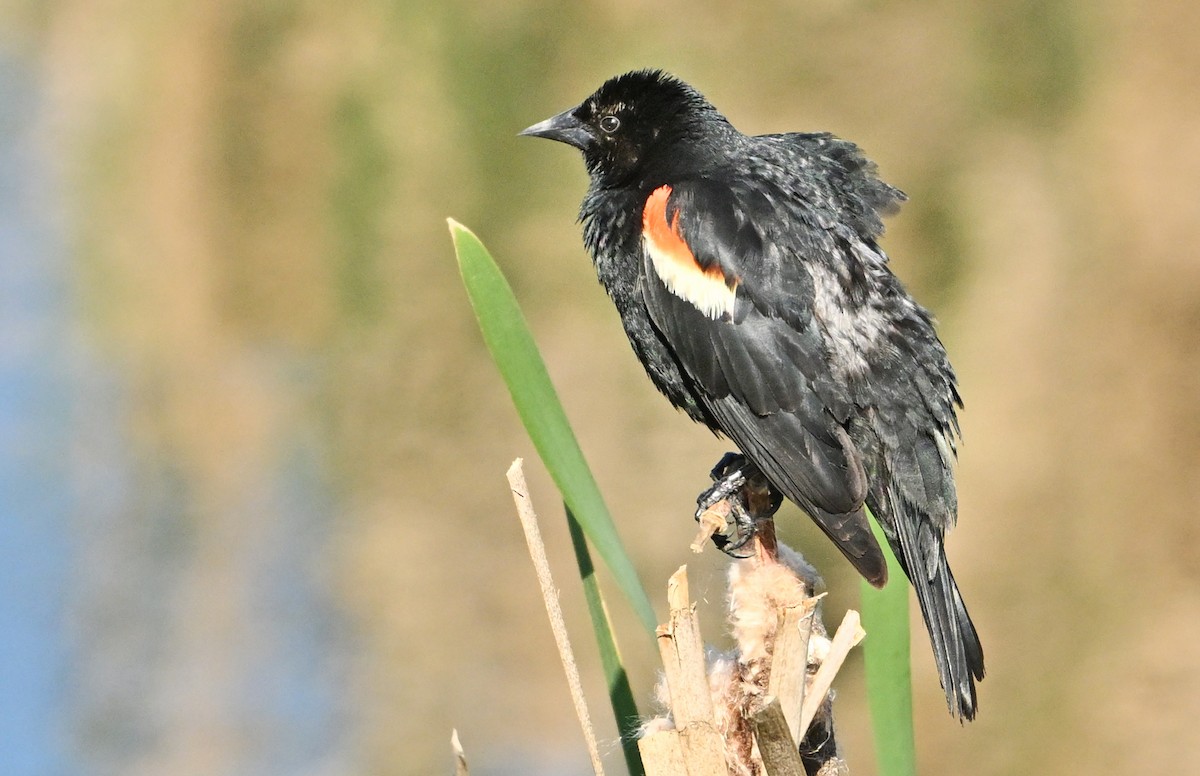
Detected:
left=694, top=453, right=781, bottom=558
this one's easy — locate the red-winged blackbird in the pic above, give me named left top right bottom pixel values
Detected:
left=521, top=69, right=984, bottom=720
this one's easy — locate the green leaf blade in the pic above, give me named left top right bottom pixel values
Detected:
left=860, top=508, right=918, bottom=776
left=566, top=505, right=644, bottom=776
left=450, top=219, right=657, bottom=634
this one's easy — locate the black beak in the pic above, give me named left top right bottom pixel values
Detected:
left=519, top=108, right=595, bottom=150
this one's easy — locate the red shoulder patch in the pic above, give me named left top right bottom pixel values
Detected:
left=642, top=185, right=737, bottom=319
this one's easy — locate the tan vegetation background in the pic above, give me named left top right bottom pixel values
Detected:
left=4, top=0, right=1199, bottom=773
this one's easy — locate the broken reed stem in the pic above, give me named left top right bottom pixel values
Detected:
left=756, top=523, right=817, bottom=746
left=799, top=609, right=866, bottom=737
left=752, top=698, right=806, bottom=775
left=691, top=500, right=730, bottom=552
left=451, top=729, right=469, bottom=776
left=767, top=595, right=817, bottom=746
left=656, top=566, right=728, bottom=775
left=638, top=728, right=688, bottom=773
left=506, top=458, right=605, bottom=776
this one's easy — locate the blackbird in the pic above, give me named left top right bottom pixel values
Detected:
left=522, top=69, right=984, bottom=719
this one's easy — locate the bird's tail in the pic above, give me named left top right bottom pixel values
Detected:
left=880, top=495, right=985, bottom=720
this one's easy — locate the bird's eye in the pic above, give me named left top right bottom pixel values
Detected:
left=599, top=114, right=621, bottom=134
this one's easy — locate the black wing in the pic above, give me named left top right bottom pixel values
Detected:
left=638, top=176, right=887, bottom=584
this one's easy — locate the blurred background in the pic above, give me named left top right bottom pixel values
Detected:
left=2, top=0, right=1198, bottom=774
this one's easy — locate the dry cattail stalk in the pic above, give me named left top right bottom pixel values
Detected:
left=640, top=514, right=862, bottom=775
left=505, top=459, right=606, bottom=776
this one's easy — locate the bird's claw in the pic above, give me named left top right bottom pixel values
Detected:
left=694, top=453, right=761, bottom=558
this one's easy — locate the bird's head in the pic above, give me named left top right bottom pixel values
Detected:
left=520, top=70, right=733, bottom=188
